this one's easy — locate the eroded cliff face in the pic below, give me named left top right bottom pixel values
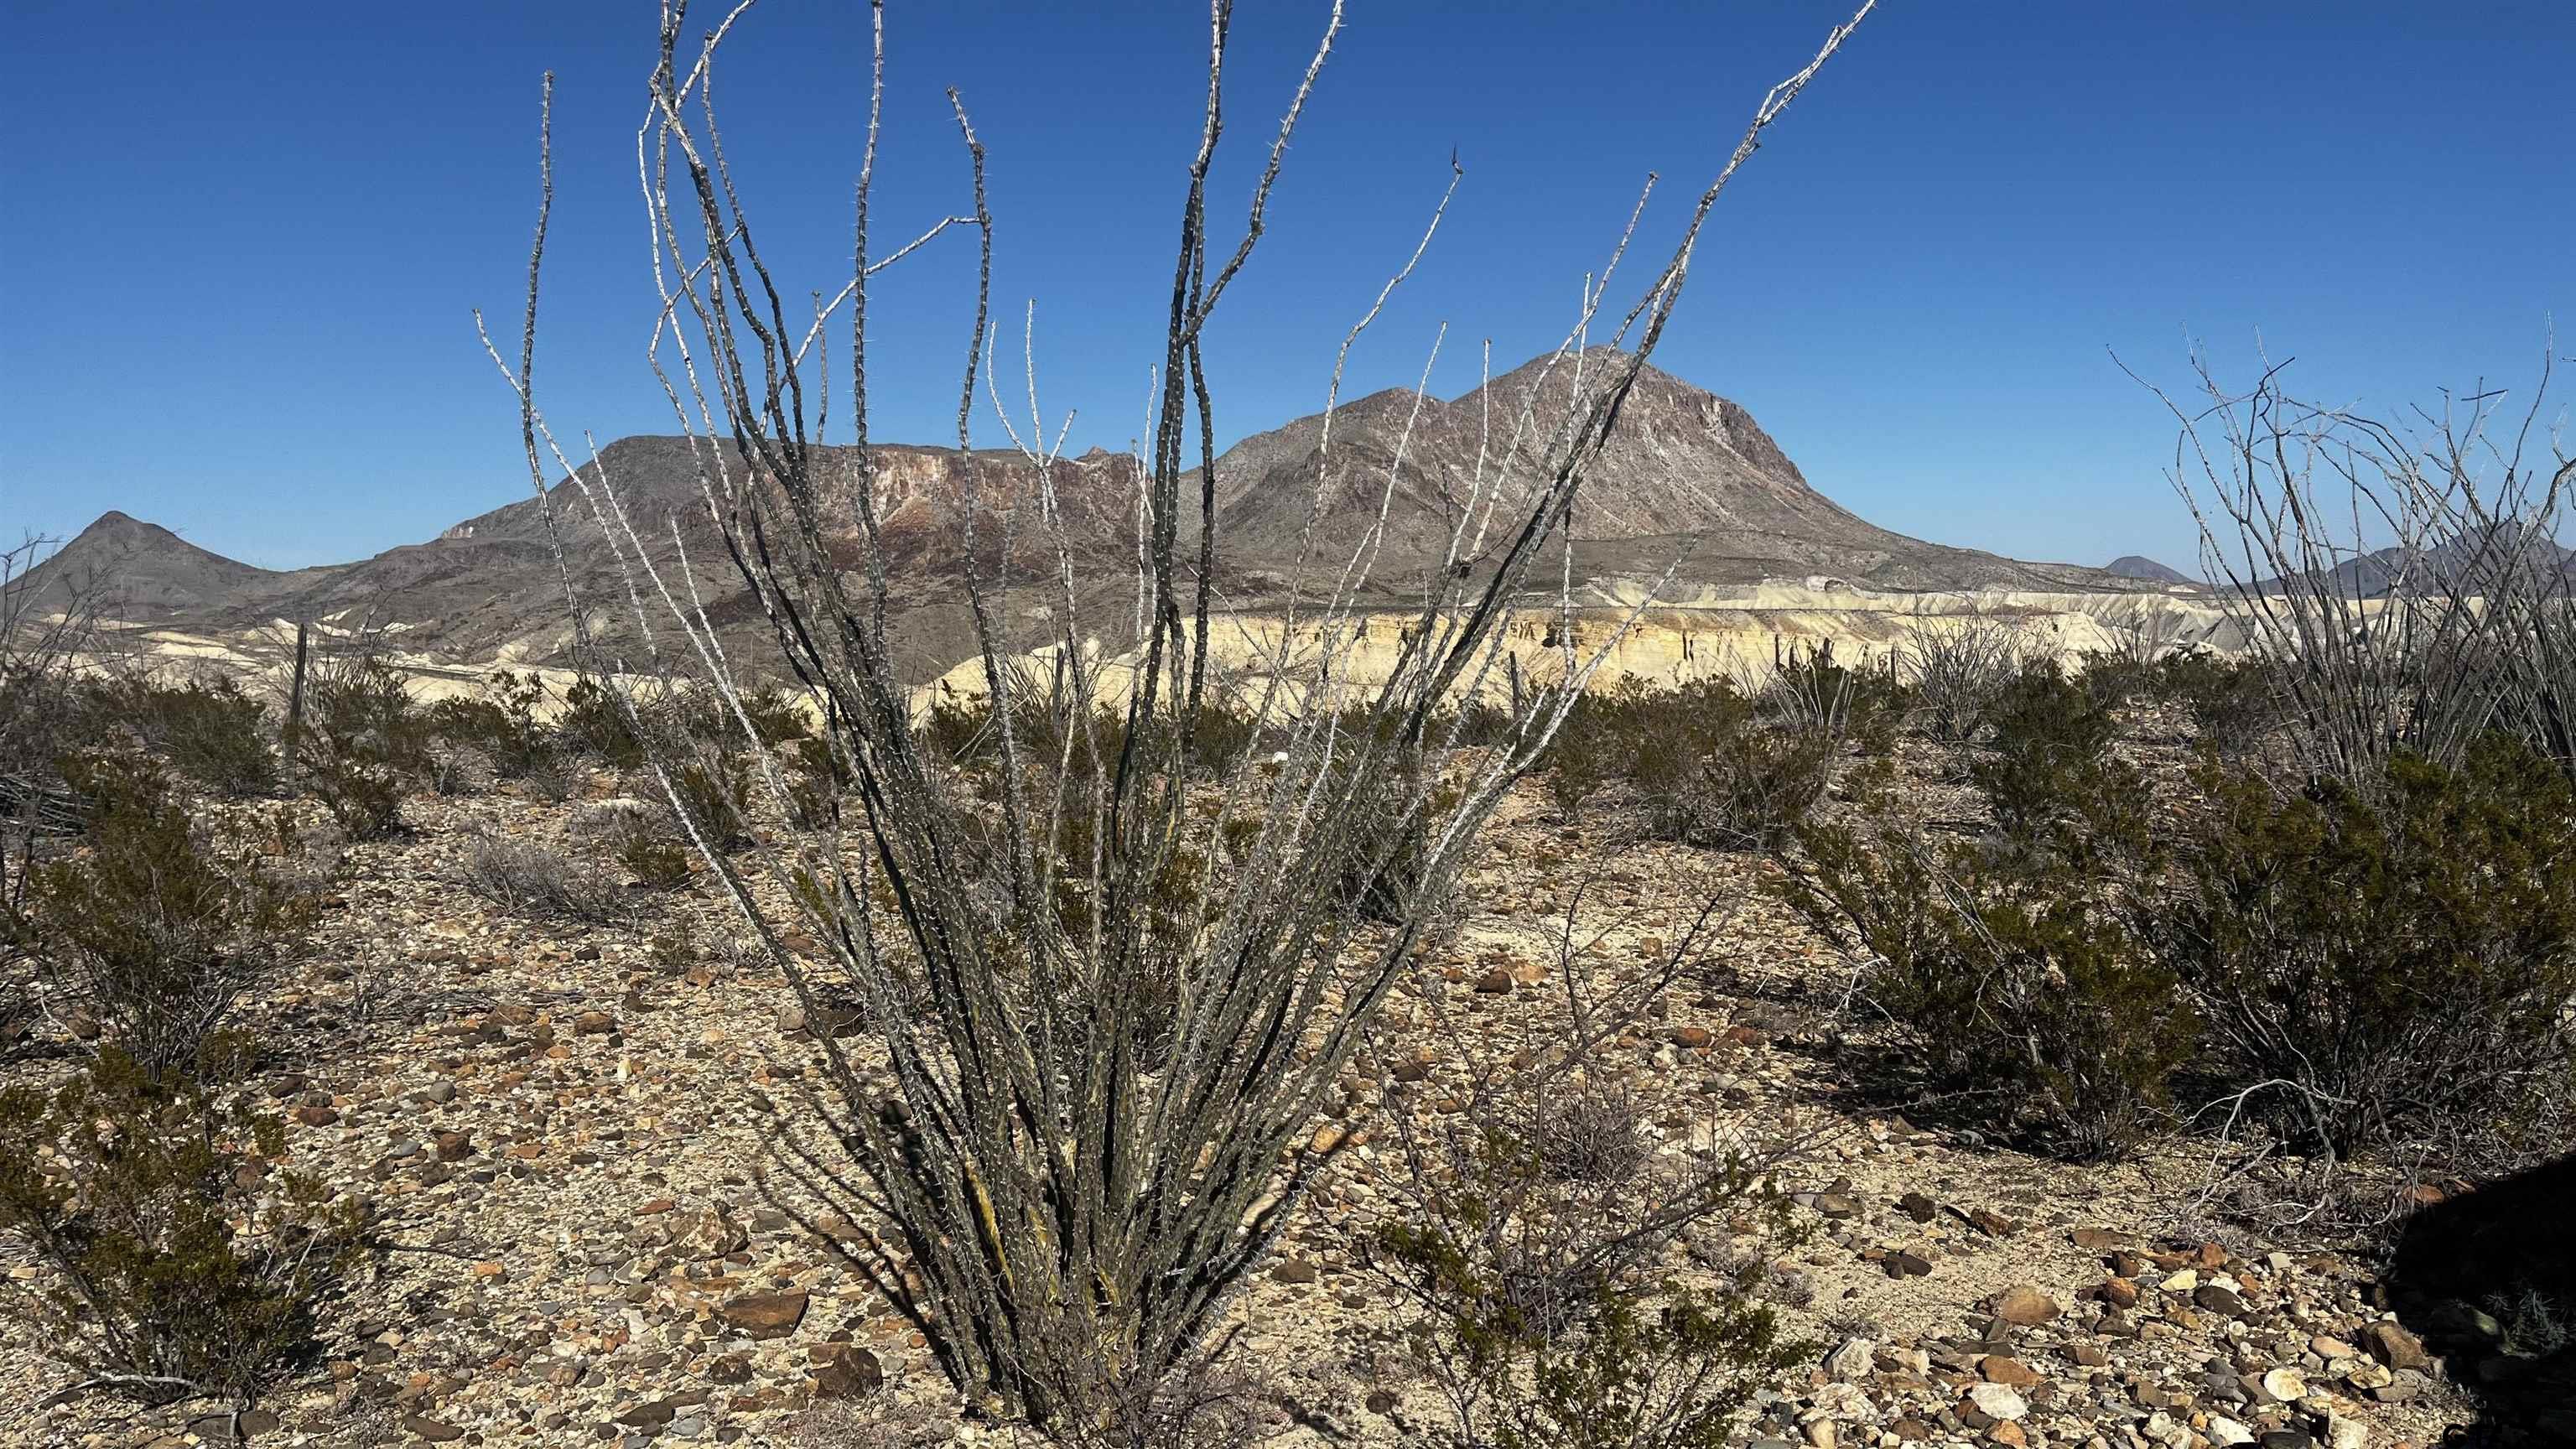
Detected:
left=922, top=582, right=2246, bottom=707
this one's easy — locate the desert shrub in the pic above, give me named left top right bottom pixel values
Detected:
left=1971, top=659, right=2128, bottom=850
left=2155, top=652, right=2279, bottom=756
left=428, top=668, right=556, bottom=780
left=1542, top=689, right=1631, bottom=823
left=1894, top=615, right=2022, bottom=745
left=1633, top=682, right=1835, bottom=854
left=293, top=652, right=428, bottom=839
left=13, top=758, right=310, bottom=1085
left=1373, top=1104, right=1807, bottom=1449
left=574, top=802, right=693, bottom=890
left=0, top=1049, right=366, bottom=1413
left=2153, top=735, right=2576, bottom=1165
left=735, top=680, right=813, bottom=746
left=558, top=675, right=646, bottom=766
left=87, top=675, right=278, bottom=797
left=1332, top=754, right=1463, bottom=924
left=460, top=834, right=621, bottom=922
left=1780, top=801, right=2194, bottom=1161
left=670, top=751, right=755, bottom=852
left=1529, top=1080, right=1649, bottom=1187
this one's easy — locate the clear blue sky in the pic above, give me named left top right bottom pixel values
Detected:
left=5, top=2, right=2569, bottom=574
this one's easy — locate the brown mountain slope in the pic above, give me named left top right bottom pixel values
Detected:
left=35, top=352, right=2143, bottom=674
left=1188, top=348, right=2108, bottom=595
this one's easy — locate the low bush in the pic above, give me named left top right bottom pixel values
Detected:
left=558, top=675, right=646, bottom=766
left=1971, top=660, right=2130, bottom=852
left=2153, top=735, right=2576, bottom=1165
left=427, top=669, right=556, bottom=780
left=13, top=758, right=310, bottom=1085
left=1779, top=805, right=2194, bottom=1161
left=294, top=653, right=429, bottom=839
left=0, top=1049, right=366, bottom=1414
left=1631, top=683, right=1836, bottom=853
left=2155, top=652, right=2279, bottom=756
left=460, top=834, right=621, bottom=922
left=1372, top=1088, right=1808, bottom=1449
left=87, top=675, right=278, bottom=797
left=671, top=752, right=755, bottom=853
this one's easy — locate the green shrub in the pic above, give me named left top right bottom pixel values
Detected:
left=2153, top=735, right=2576, bottom=1162
left=671, top=752, right=755, bottom=853
left=2155, top=652, right=2279, bottom=756
left=1541, top=689, right=1629, bottom=823
left=1972, top=660, right=2127, bottom=849
left=14, top=759, right=310, bottom=1085
left=1780, top=808, right=2194, bottom=1161
left=294, top=654, right=428, bottom=839
left=1628, top=681, right=1836, bottom=852
left=427, top=668, right=556, bottom=779
left=0, top=1050, right=366, bottom=1412
left=1371, top=1102, right=1807, bottom=1449
left=558, top=675, right=646, bottom=766
left=87, top=676, right=278, bottom=797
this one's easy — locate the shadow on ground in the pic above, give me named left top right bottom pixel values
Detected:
left=2387, top=1151, right=2576, bottom=1443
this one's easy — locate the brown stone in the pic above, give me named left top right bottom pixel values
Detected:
left=1981, top=1357, right=2042, bottom=1388
left=1270, top=1259, right=1321, bottom=1285
left=574, top=1011, right=617, bottom=1035
left=1472, top=969, right=1514, bottom=995
left=811, top=1345, right=884, bottom=1400
left=2100, top=1276, right=2142, bottom=1309
left=291, top=1104, right=340, bottom=1128
left=2360, top=1322, right=2431, bottom=1374
left=720, top=1289, right=809, bottom=1337
left=1668, top=1026, right=1715, bottom=1049
left=1992, top=1285, right=2063, bottom=1326
left=399, top=1416, right=465, bottom=1443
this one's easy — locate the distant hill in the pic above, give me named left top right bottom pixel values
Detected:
left=31, top=351, right=2163, bottom=675
left=2102, top=555, right=2199, bottom=587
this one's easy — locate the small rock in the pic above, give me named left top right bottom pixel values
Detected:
left=1980, top=1357, right=2040, bottom=1388
left=2360, top=1322, right=2430, bottom=1374
left=1270, top=1259, right=1321, bottom=1285
left=575, top=1011, right=618, bottom=1035
left=2260, top=1368, right=2308, bottom=1402
left=1991, top=1285, right=2062, bottom=1327
left=811, top=1345, right=883, bottom=1400
left=1826, top=1338, right=1877, bottom=1381
left=2207, top=1416, right=2256, bottom=1447
left=719, top=1289, right=808, bottom=1337
left=1964, top=1384, right=2027, bottom=1421
left=400, top=1416, right=465, bottom=1443
left=1899, top=1192, right=1939, bottom=1223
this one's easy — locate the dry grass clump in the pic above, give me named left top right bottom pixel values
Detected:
left=459, top=832, right=622, bottom=922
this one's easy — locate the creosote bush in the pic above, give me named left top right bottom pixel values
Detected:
left=1779, top=792, right=2192, bottom=1161
left=428, top=668, right=557, bottom=780
left=2156, top=735, right=2576, bottom=1165
left=84, top=674, right=279, bottom=798
left=0, top=1048, right=366, bottom=1413
left=13, top=756, right=312, bottom=1085
left=294, top=651, right=430, bottom=839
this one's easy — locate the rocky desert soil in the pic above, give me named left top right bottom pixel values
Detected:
left=0, top=733, right=2494, bottom=1449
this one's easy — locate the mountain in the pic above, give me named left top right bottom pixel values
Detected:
left=19, top=510, right=327, bottom=615
left=1191, top=350, right=2111, bottom=594
left=30, top=351, right=2157, bottom=676
left=2102, top=555, right=2199, bottom=587
left=2246, top=523, right=2575, bottom=599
